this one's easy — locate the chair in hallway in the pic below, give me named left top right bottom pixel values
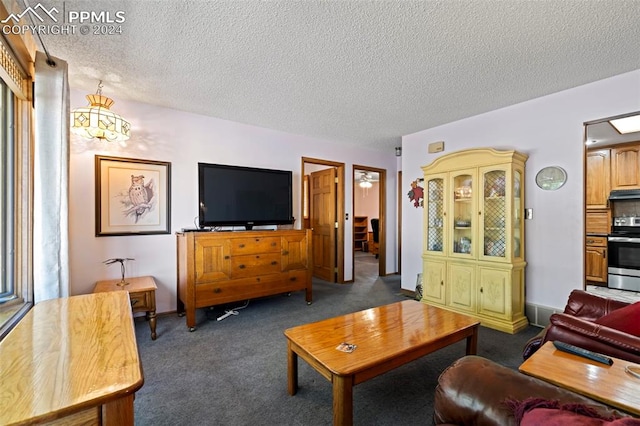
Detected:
left=370, top=218, right=379, bottom=259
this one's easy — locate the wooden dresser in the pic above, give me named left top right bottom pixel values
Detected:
left=0, top=292, right=143, bottom=425
left=176, top=229, right=312, bottom=330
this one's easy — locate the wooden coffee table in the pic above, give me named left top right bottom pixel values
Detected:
left=284, top=300, right=480, bottom=425
left=519, top=341, right=640, bottom=416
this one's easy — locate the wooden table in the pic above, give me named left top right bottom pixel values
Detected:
left=284, top=300, right=480, bottom=425
left=519, top=341, right=640, bottom=416
left=0, top=292, right=144, bottom=425
left=94, top=275, right=158, bottom=340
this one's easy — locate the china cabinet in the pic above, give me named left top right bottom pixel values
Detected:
left=422, top=148, right=528, bottom=333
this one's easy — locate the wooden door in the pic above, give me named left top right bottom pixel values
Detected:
left=586, top=149, right=611, bottom=208
left=310, top=168, right=337, bottom=282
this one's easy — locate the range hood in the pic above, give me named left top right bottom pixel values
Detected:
left=609, top=189, right=640, bottom=200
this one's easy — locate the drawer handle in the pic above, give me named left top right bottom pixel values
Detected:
left=271, top=242, right=276, bottom=246
left=271, top=261, right=278, bottom=265
left=213, top=288, right=221, bottom=293
left=224, top=255, right=230, bottom=259
left=239, top=264, right=246, bottom=269
left=131, top=299, right=139, bottom=306
left=239, top=244, right=245, bottom=248
left=255, top=238, right=260, bottom=242
left=290, top=276, right=297, bottom=281
left=586, top=239, right=594, bottom=244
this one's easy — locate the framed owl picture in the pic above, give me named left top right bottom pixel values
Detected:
left=95, top=155, right=171, bottom=236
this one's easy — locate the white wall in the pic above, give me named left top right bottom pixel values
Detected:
left=401, top=69, right=640, bottom=310
left=354, top=181, right=380, bottom=231
left=69, top=90, right=398, bottom=313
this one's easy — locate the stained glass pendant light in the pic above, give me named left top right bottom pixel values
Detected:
left=70, top=80, right=131, bottom=142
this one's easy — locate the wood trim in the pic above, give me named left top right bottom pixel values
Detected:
left=353, top=164, right=387, bottom=277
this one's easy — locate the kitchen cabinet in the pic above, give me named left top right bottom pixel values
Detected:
left=585, top=210, right=610, bottom=235
left=421, top=148, right=528, bottom=334
left=611, top=144, right=640, bottom=190
left=585, top=236, right=608, bottom=285
left=586, top=149, right=610, bottom=209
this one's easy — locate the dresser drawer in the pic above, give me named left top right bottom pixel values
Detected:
left=230, top=236, right=280, bottom=255
left=231, top=253, right=281, bottom=278
left=195, top=273, right=289, bottom=306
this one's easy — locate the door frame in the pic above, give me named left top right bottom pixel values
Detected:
left=353, top=164, right=387, bottom=277
left=302, top=157, right=345, bottom=284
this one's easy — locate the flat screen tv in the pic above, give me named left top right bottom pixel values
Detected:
left=198, top=163, right=294, bottom=230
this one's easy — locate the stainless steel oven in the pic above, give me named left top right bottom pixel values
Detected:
left=608, top=216, right=640, bottom=292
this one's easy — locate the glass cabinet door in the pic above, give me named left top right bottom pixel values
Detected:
left=513, top=169, right=522, bottom=259
left=481, top=168, right=507, bottom=259
left=425, top=176, right=444, bottom=253
left=451, top=171, right=474, bottom=256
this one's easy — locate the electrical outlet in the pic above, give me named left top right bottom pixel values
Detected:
left=525, top=208, right=533, bottom=220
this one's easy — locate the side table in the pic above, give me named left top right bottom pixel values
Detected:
left=519, top=341, right=640, bottom=416
left=94, top=275, right=158, bottom=340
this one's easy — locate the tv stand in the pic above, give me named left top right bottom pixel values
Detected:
left=176, top=229, right=312, bottom=331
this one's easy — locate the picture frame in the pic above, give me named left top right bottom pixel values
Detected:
left=95, top=155, right=171, bottom=236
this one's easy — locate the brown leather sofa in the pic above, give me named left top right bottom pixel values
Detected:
left=522, top=289, right=640, bottom=363
left=433, top=355, right=629, bottom=425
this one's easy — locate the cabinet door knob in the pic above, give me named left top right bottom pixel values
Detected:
left=239, top=264, right=246, bottom=269
left=239, top=244, right=245, bottom=248
left=603, top=249, right=607, bottom=259
left=282, top=250, right=289, bottom=255
left=213, top=288, right=221, bottom=293
left=271, top=261, right=278, bottom=265
left=480, top=287, right=484, bottom=293
left=440, top=280, right=444, bottom=286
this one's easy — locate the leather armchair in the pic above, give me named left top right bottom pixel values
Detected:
left=434, top=356, right=627, bottom=425
left=523, top=289, right=640, bottom=363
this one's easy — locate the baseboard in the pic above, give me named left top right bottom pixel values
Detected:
left=524, top=303, right=561, bottom=328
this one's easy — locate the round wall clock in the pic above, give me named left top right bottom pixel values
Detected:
left=535, top=166, right=567, bottom=191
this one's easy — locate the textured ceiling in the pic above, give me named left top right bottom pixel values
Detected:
left=33, top=0, right=640, bottom=151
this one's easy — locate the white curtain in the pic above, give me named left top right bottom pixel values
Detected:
left=33, top=51, right=70, bottom=302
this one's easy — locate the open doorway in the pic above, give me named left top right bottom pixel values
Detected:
left=353, top=165, right=386, bottom=278
left=302, top=157, right=345, bottom=283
